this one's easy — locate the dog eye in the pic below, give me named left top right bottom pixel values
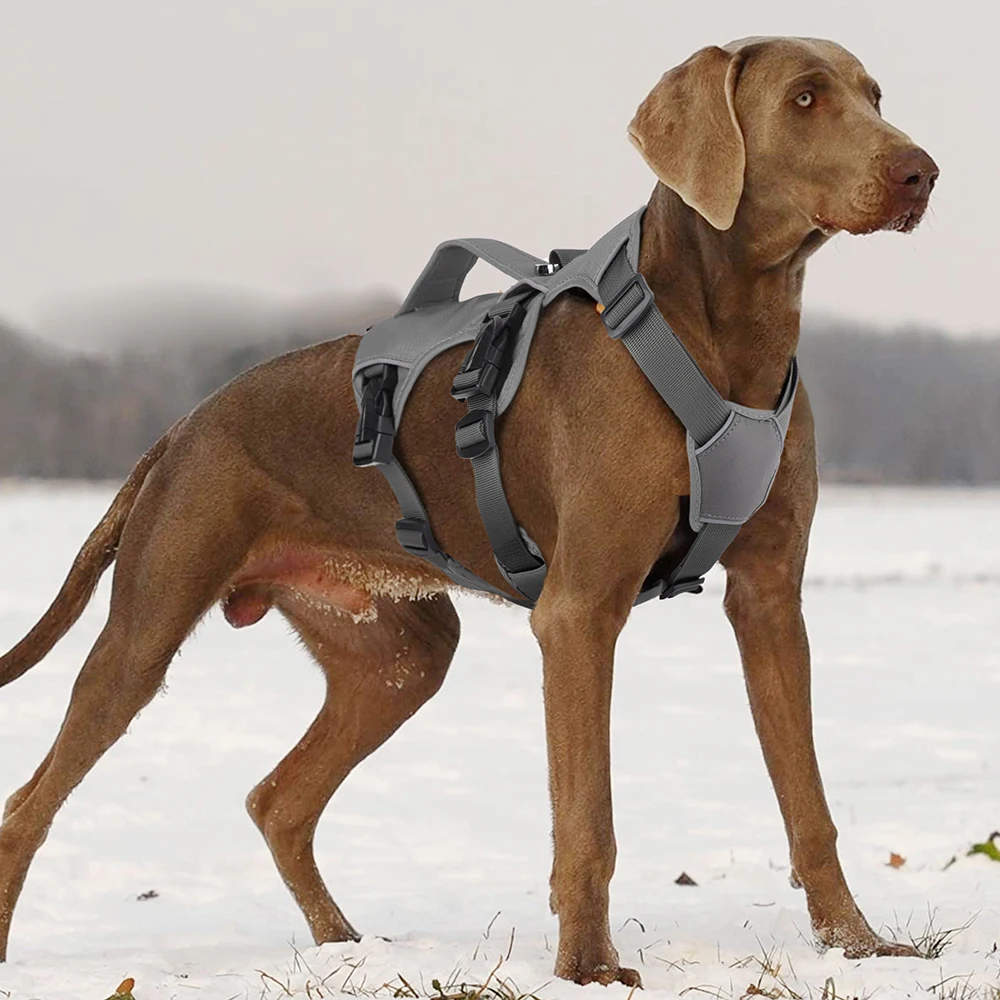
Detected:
left=794, top=91, right=814, bottom=108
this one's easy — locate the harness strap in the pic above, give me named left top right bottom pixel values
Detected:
left=353, top=356, right=538, bottom=607
left=359, top=229, right=557, bottom=608
left=635, top=523, right=743, bottom=604
left=379, top=456, right=535, bottom=606
left=598, top=245, right=732, bottom=442
left=452, top=291, right=548, bottom=603
left=596, top=243, right=762, bottom=599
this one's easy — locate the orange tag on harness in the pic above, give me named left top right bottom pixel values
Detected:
left=596, top=302, right=605, bottom=315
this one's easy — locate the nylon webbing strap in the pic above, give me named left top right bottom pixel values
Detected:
left=669, top=522, right=740, bottom=596
left=379, top=459, right=430, bottom=522
left=377, top=456, right=535, bottom=607
left=597, top=245, right=741, bottom=597
left=598, top=245, right=731, bottom=444
left=457, top=293, right=547, bottom=603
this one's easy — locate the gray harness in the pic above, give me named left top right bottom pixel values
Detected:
left=352, top=207, right=798, bottom=609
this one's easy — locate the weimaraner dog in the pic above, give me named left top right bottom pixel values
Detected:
left=0, top=36, right=937, bottom=986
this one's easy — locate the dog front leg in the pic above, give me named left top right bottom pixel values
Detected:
left=723, top=552, right=917, bottom=958
left=530, top=578, right=642, bottom=988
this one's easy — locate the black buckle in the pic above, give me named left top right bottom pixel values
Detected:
left=455, top=409, right=496, bottom=460
left=395, top=516, right=434, bottom=553
left=353, top=365, right=398, bottom=467
left=451, top=300, right=526, bottom=402
left=601, top=272, right=655, bottom=340
left=659, top=576, right=705, bottom=599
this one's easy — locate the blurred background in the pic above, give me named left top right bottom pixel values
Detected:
left=0, top=0, right=995, bottom=482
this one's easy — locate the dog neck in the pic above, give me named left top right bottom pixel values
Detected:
left=638, top=182, right=827, bottom=409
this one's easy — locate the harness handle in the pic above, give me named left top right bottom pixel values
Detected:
left=397, top=239, right=548, bottom=314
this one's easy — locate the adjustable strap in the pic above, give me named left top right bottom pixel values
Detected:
left=356, top=230, right=565, bottom=609
left=598, top=247, right=731, bottom=442
left=634, top=522, right=743, bottom=604
left=597, top=245, right=742, bottom=599
left=353, top=364, right=536, bottom=608
left=383, top=459, right=535, bottom=606
left=451, top=290, right=547, bottom=603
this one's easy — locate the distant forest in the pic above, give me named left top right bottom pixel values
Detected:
left=1, top=297, right=998, bottom=484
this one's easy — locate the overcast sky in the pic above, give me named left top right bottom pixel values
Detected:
left=0, top=0, right=990, bottom=343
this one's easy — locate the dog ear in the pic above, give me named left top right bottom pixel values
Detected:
left=628, top=46, right=746, bottom=231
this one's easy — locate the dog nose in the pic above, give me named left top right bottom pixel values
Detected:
left=887, top=147, right=939, bottom=200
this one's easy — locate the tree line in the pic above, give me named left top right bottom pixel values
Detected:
left=1, top=299, right=997, bottom=484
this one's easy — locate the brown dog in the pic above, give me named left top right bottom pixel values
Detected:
left=0, top=37, right=937, bottom=986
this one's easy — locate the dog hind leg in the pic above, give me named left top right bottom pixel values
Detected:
left=245, top=592, right=459, bottom=945
left=0, top=619, right=197, bottom=959
left=0, top=456, right=258, bottom=961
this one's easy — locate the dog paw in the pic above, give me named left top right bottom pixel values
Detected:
left=566, top=962, right=642, bottom=988
left=815, top=921, right=921, bottom=960
left=555, top=944, right=642, bottom=987
left=843, top=935, right=921, bottom=960
left=612, top=966, right=643, bottom=988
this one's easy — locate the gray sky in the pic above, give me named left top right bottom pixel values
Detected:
left=0, top=0, right=990, bottom=343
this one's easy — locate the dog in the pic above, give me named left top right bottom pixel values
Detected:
left=0, top=37, right=937, bottom=986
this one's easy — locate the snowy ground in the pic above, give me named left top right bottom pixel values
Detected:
left=0, top=483, right=997, bottom=1000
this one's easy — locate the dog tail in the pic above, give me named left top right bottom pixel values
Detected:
left=0, top=431, right=173, bottom=689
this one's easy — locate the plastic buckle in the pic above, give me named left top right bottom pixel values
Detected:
left=353, top=366, right=398, bottom=467
left=395, top=516, right=434, bottom=553
left=455, top=409, right=496, bottom=460
left=601, top=272, right=655, bottom=340
left=450, top=301, right=525, bottom=402
left=659, top=576, right=705, bottom=599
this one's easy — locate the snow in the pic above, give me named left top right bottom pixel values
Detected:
left=0, top=482, right=997, bottom=1000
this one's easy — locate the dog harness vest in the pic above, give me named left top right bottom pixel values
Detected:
left=352, top=207, right=799, bottom=609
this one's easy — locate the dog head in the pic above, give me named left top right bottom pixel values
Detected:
left=628, top=37, right=938, bottom=238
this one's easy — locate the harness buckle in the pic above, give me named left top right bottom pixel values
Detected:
left=601, top=272, right=656, bottom=340
left=659, top=576, right=705, bottom=599
left=450, top=300, right=526, bottom=402
left=455, top=409, right=496, bottom=460
left=353, top=364, right=398, bottom=467
left=395, top=516, right=435, bottom=554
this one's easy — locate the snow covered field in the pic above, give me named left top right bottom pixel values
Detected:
left=0, top=483, right=997, bottom=1000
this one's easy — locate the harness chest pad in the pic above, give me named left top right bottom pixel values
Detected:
left=688, top=384, right=797, bottom=529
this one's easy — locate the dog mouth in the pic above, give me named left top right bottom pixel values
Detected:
left=813, top=202, right=927, bottom=237
left=882, top=207, right=925, bottom=233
